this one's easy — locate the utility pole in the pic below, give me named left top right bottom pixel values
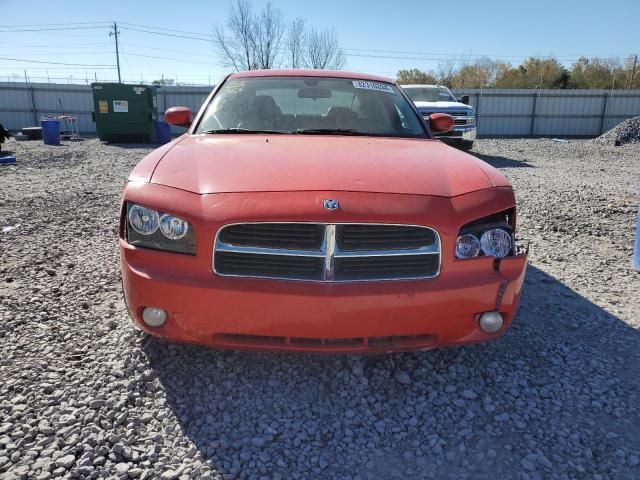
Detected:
left=629, top=54, right=638, bottom=90
left=110, top=21, right=122, bottom=83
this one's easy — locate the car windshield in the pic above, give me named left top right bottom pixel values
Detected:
left=403, top=86, right=456, bottom=103
left=195, top=76, right=427, bottom=138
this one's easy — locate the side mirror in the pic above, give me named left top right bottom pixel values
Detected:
left=460, top=95, right=470, bottom=105
left=429, top=113, right=454, bottom=133
left=165, top=106, right=192, bottom=127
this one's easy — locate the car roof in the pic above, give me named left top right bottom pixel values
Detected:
left=229, top=69, right=395, bottom=84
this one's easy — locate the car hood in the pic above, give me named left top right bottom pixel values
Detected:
left=414, top=101, right=473, bottom=112
left=149, top=134, right=502, bottom=197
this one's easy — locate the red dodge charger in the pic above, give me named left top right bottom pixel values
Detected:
left=119, top=69, right=527, bottom=353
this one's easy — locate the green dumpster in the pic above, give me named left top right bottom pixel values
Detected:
left=91, top=83, right=157, bottom=142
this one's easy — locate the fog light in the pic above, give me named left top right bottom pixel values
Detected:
left=142, top=307, right=167, bottom=327
left=479, top=311, right=503, bottom=333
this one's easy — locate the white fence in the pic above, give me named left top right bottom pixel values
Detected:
left=1, top=82, right=639, bottom=137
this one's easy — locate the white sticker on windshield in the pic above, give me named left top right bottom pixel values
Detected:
left=352, top=80, right=396, bottom=94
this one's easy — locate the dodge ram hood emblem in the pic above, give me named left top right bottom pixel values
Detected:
left=323, top=199, right=340, bottom=211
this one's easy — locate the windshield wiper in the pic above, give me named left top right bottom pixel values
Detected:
left=201, top=128, right=283, bottom=134
left=294, top=128, right=368, bottom=136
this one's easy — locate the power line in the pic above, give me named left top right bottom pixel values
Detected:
left=0, top=40, right=112, bottom=48
left=0, top=26, right=109, bottom=33
left=0, top=21, right=111, bottom=28
left=0, top=56, right=115, bottom=67
left=117, top=21, right=631, bottom=63
left=0, top=51, right=114, bottom=56
left=118, top=22, right=214, bottom=39
left=1, top=66, right=116, bottom=70
left=120, top=42, right=216, bottom=58
left=119, top=50, right=220, bottom=65
left=0, top=19, right=632, bottom=64
left=119, top=26, right=215, bottom=43
left=2, top=19, right=629, bottom=65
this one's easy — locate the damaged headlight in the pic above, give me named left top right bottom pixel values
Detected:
left=455, top=209, right=515, bottom=259
left=124, top=203, right=196, bottom=255
left=455, top=233, right=481, bottom=259
left=480, top=229, right=512, bottom=258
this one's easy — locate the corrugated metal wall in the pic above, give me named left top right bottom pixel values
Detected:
left=1, top=82, right=639, bottom=137
left=0, top=82, right=211, bottom=134
left=452, top=88, right=640, bottom=136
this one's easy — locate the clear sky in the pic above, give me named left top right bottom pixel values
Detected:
left=1, top=0, right=639, bottom=85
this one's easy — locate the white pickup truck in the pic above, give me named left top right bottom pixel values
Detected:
left=402, top=84, right=477, bottom=150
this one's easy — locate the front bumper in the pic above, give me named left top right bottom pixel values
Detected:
left=120, top=185, right=527, bottom=353
left=436, top=126, right=477, bottom=141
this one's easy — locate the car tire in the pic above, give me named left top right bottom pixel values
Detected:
left=459, top=140, right=474, bottom=151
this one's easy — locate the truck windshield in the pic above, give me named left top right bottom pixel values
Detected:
left=403, top=86, right=456, bottom=103
left=196, top=76, right=427, bottom=138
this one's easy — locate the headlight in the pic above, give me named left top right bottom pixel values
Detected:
left=467, top=116, right=476, bottom=125
left=160, top=214, right=189, bottom=240
left=455, top=209, right=515, bottom=259
left=480, top=229, right=512, bottom=258
left=128, top=205, right=159, bottom=235
left=124, top=203, right=196, bottom=255
left=455, top=234, right=481, bottom=259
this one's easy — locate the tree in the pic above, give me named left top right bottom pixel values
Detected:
left=495, top=57, right=569, bottom=88
left=303, top=27, right=346, bottom=70
left=287, top=17, right=306, bottom=69
left=435, top=57, right=460, bottom=87
left=215, top=1, right=347, bottom=71
left=214, top=0, right=284, bottom=70
left=448, top=58, right=511, bottom=88
left=570, top=56, right=623, bottom=89
left=152, top=78, right=175, bottom=86
left=396, top=69, right=437, bottom=85
left=622, top=55, right=640, bottom=90
left=214, top=0, right=255, bottom=70
left=253, top=3, right=285, bottom=69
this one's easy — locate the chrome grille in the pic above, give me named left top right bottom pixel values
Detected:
left=217, top=223, right=323, bottom=249
left=338, top=224, right=436, bottom=250
left=214, top=223, right=440, bottom=282
left=422, top=111, right=473, bottom=126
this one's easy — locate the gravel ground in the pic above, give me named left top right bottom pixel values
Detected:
left=1, top=137, right=639, bottom=480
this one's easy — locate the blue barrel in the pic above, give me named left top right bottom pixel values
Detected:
left=634, top=207, right=640, bottom=271
left=41, top=119, right=60, bottom=145
left=154, top=121, right=171, bottom=144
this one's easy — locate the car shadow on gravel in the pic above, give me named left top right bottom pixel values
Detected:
left=141, top=265, right=640, bottom=479
left=473, top=152, right=533, bottom=169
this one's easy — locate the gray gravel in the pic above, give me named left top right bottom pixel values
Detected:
left=1, top=137, right=639, bottom=480
left=594, top=116, right=640, bottom=145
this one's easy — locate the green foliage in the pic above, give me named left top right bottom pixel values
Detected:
left=396, top=69, right=438, bottom=85
left=152, top=78, right=175, bottom=86
left=494, top=57, right=570, bottom=88
left=398, top=55, right=639, bottom=89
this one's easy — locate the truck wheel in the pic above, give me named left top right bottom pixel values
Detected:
left=459, top=140, right=474, bottom=151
